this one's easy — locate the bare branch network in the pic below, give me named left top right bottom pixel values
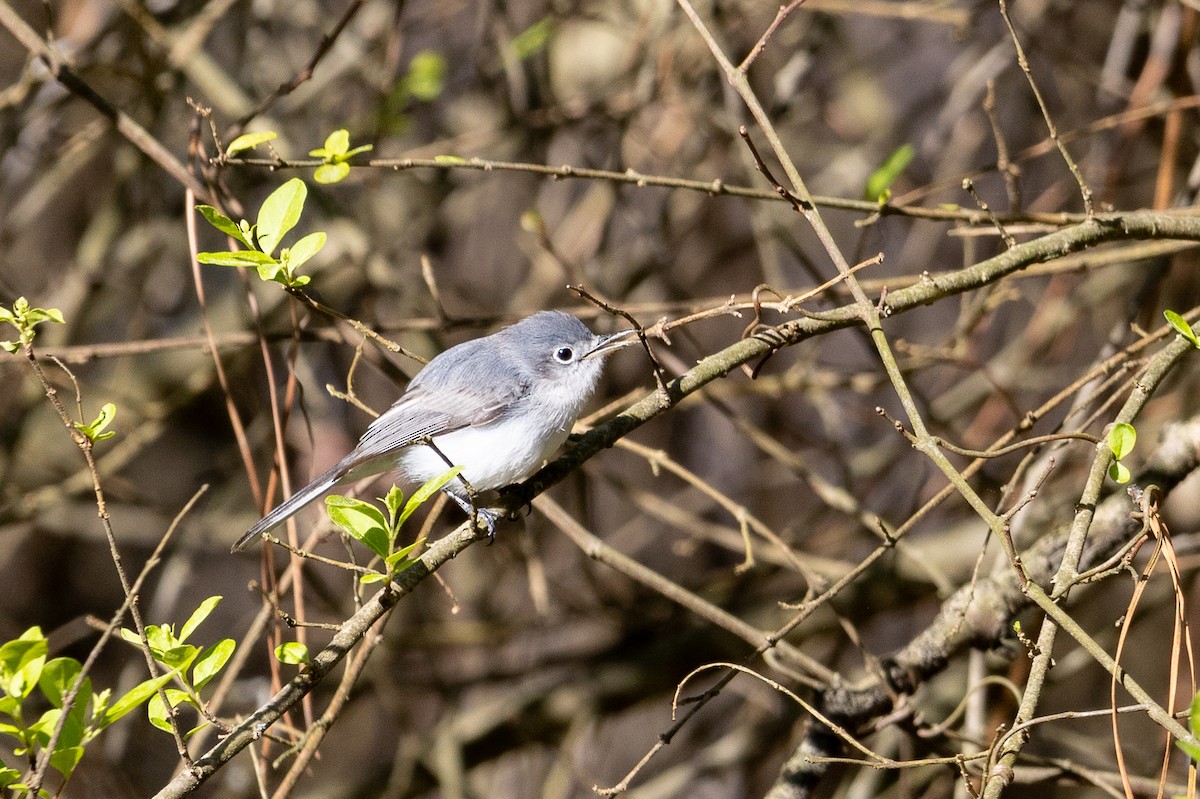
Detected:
left=1, top=1, right=1199, bottom=798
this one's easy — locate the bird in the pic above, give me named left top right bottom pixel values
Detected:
left=232, top=311, right=637, bottom=551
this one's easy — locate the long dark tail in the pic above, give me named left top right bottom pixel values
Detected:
left=231, top=458, right=350, bottom=552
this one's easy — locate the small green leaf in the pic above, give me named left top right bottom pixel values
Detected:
left=145, top=624, right=177, bottom=653
left=385, top=536, right=427, bottom=573
left=359, top=572, right=388, bottom=584
left=48, top=745, right=84, bottom=779
left=0, top=766, right=21, bottom=788
left=326, top=495, right=390, bottom=559
left=1177, top=737, right=1200, bottom=763
left=256, top=178, right=307, bottom=256
left=226, top=131, right=278, bottom=157
left=0, top=297, right=64, bottom=350
left=255, top=262, right=286, bottom=284
left=1176, top=691, right=1200, bottom=760
left=22, top=308, right=64, bottom=326
left=324, top=129, right=350, bottom=157
left=1108, top=423, right=1136, bottom=461
left=864, top=144, right=915, bottom=202
left=159, top=645, right=199, bottom=672
left=100, top=671, right=174, bottom=728
left=511, top=18, right=553, bottom=60
left=1109, top=461, right=1131, bottom=484
left=399, top=467, right=463, bottom=528
left=274, top=642, right=309, bottom=665
left=192, top=640, right=235, bottom=691
left=286, top=232, right=326, bottom=269
left=383, top=486, right=405, bottom=525
left=195, top=205, right=253, bottom=248
left=180, top=596, right=222, bottom=644
left=146, top=692, right=173, bottom=733
left=74, top=402, right=117, bottom=443
left=0, top=629, right=47, bottom=701
left=314, top=162, right=351, bottom=184
left=404, top=51, right=446, bottom=101
left=196, top=250, right=278, bottom=267
left=1165, top=309, right=1200, bottom=347
left=38, top=658, right=85, bottom=709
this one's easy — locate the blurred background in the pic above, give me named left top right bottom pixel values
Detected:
left=2, top=0, right=1200, bottom=796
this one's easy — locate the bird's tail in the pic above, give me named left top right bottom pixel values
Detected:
left=231, top=458, right=350, bottom=552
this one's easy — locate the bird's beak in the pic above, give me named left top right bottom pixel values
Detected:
left=583, top=328, right=640, bottom=360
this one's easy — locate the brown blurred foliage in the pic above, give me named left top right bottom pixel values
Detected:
left=3, top=0, right=1200, bottom=797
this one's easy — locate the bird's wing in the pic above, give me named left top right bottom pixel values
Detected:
left=349, top=377, right=527, bottom=464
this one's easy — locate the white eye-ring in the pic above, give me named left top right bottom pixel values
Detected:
left=554, top=346, right=575, bottom=363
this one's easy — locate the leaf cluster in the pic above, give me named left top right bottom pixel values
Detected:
left=118, top=597, right=235, bottom=737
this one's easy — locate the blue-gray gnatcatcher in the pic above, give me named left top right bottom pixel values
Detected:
left=232, top=311, right=636, bottom=551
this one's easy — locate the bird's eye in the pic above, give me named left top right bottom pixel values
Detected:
left=554, top=346, right=574, bottom=363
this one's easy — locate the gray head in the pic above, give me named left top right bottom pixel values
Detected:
left=490, top=310, right=637, bottom=412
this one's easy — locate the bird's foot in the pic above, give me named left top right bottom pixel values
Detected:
left=446, top=493, right=499, bottom=543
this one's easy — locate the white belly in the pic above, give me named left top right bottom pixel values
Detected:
left=396, top=413, right=572, bottom=493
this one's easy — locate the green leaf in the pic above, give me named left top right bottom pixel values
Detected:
left=1177, top=691, right=1200, bottom=761
left=192, top=640, right=235, bottom=691
left=1177, top=738, right=1200, bottom=762
left=326, top=495, right=390, bottom=559
left=1108, top=423, right=1136, bottom=461
left=399, top=467, right=463, bottom=528
left=145, top=624, right=177, bottom=653
left=100, top=671, right=174, bottom=728
left=180, top=596, right=222, bottom=644
left=226, top=131, right=277, bottom=157
left=195, top=205, right=253, bottom=249
left=359, top=572, right=388, bottom=584
left=0, top=297, right=64, bottom=349
left=1164, top=309, right=1200, bottom=347
left=38, top=658, right=86, bottom=709
left=0, top=766, right=21, bottom=789
left=324, top=129, right=350, bottom=157
left=196, top=250, right=278, bottom=267
left=256, top=178, right=307, bottom=256
left=385, top=536, right=426, bottom=574
left=74, top=402, right=117, bottom=443
left=255, top=262, right=286, bottom=284
left=159, top=645, right=199, bottom=672
left=404, top=51, right=446, bottom=101
left=314, top=162, right=350, bottom=184
left=33, top=705, right=83, bottom=752
left=146, top=692, right=173, bottom=733
left=22, top=308, right=64, bottom=326
left=285, top=232, right=326, bottom=269
left=48, top=745, right=84, bottom=780
left=1109, top=461, right=1131, bottom=484
left=864, top=144, right=915, bottom=202
left=511, top=18, right=553, bottom=60
left=0, top=629, right=48, bottom=700
left=274, top=642, right=309, bottom=665
left=383, top=485, right=405, bottom=526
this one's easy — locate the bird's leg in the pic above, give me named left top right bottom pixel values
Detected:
left=445, top=492, right=498, bottom=543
